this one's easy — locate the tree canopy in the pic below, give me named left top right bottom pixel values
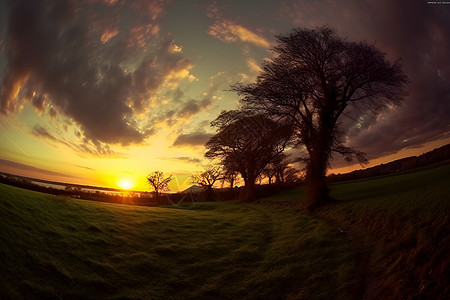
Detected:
left=205, top=110, right=292, bottom=201
left=234, top=26, right=408, bottom=209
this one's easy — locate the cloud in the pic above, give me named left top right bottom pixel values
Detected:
left=168, top=157, right=201, bottom=164
left=74, top=164, right=95, bottom=171
left=31, top=124, right=124, bottom=157
left=131, top=0, right=167, bottom=21
left=0, top=0, right=193, bottom=154
left=172, top=132, right=213, bottom=147
left=208, top=21, right=271, bottom=48
left=100, top=27, right=119, bottom=44
left=150, top=72, right=223, bottom=128
left=32, top=125, right=58, bottom=142
left=206, top=2, right=270, bottom=48
left=281, top=0, right=450, bottom=160
left=0, top=158, right=80, bottom=179
left=247, top=57, right=262, bottom=74
left=31, top=125, right=79, bottom=150
left=177, top=98, right=212, bottom=119
left=127, top=24, right=160, bottom=49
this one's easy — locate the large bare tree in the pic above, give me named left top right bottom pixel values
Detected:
left=234, top=26, right=408, bottom=209
left=205, top=111, right=292, bottom=201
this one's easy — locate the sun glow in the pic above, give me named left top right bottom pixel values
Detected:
left=117, top=178, right=136, bottom=190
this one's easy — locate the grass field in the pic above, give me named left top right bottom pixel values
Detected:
left=263, top=164, right=450, bottom=299
left=321, top=164, right=450, bottom=299
left=0, top=164, right=448, bottom=299
left=0, top=184, right=355, bottom=299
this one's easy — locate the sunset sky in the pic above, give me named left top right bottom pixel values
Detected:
left=0, top=0, right=449, bottom=192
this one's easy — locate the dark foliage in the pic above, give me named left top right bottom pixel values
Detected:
left=205, top=111, right=292, bottom=201
left=234, top=26, right=408, bottom=209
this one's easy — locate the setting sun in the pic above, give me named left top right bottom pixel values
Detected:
left=117, top=178, right=135, bottom=190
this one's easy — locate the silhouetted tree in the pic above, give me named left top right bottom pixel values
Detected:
left=283, top=166, right=302, bottom=185
left=221, top=164, right=239, bottom=189
left=262, top=164, right=277, bottom=185
left=273, top=154, right=290, bottom=184
left=146, top=171, right=172, bottom=202
left=234, top=26, right=408, bottom=209
left=191, top=165, right=222, bottom=201
left=263, top=153, right=301, bottom=185
left=205, top=111, right=292, bottom=201
left=262, top=153, right=286, bottom=184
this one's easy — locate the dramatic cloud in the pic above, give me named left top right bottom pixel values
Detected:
left=172, top=132, right=213, bottom=147
left=281, top=0, right=450, bottom=160
left=149, top=71, right=222, bottom=128
left=206, top=2, right=270, bottom=48
left=0, top=0, right=193, bottom=153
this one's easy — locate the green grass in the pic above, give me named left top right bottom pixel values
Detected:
left=0, top=184, right=355, bottom=299
left=323, top=165, right=450, bottom=299
left=2, top=165, right=448, bottom=299
left=267, top=164, right=450, bottom=299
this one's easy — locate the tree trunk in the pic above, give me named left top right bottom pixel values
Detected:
left=204, top=186, right=213, bottom=202
left=246, top=180, right=256, bottom=201
left=242, top=177, right=256, bottom=202
left=305, top=160, right=331, bottom=210
left=304, top=135, right=334, bottom=210
left=303, top=99, right=339, bottom=210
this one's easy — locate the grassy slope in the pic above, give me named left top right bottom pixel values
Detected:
left=0, top=185, right=355, bottom=299
left=323, top=164, right=450, bottom=299
left=264, top=164, right=450, bottom=299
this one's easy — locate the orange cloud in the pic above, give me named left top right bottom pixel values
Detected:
left=0, top=72, right=29, bottom=114
left=206, top=2, right=270, bottom=49
left=247, top=58, right=262, bottom=73
left=131, top=0, right=167, bottom=21
left=100, top=27, right=119, bottom=44
left=208, top=20, right=270, bottom=48
left=128, top=24, right=160, bottom=49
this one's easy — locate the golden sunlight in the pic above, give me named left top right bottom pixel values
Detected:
left=117, top=178, right=136, bottom=190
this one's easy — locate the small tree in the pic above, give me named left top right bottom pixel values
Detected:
left=262, top=164, right=277, bottom=185
left=234, top=26, right=408, bottom=209
left=146, top=171, right=172, bottom=202
left=191, top=165, right=222, bottom=201
left=270, top=153, right=290, bottom=184
left=263, top=154, right=301, bottom=185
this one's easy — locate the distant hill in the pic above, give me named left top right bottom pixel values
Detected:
left=180, top=185, right=203, bottom=194
left=328, top=143, right=450, bottom=182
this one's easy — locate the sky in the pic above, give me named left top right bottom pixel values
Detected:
left=0, top=0, right=449, bottom=192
